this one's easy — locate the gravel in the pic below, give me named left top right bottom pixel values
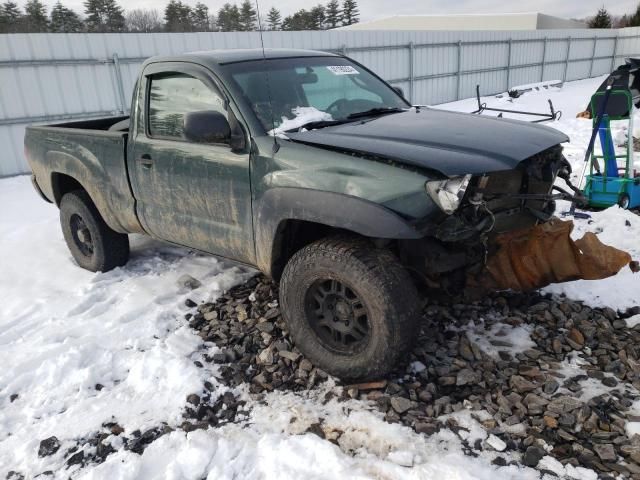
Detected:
left=179, top=274, right=640, bottom=477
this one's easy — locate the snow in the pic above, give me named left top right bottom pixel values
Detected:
left=268, top=106, right=333, bottom=137
left=464, top=320, right=536, bottom=360
left=1, top=75, right=638, bottom=479
left=627, top=314, right=640, bottom=328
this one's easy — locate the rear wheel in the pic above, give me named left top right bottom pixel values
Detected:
left=60, top=190, right=129, bottom=272
left=279, top=236, right=421, bottom=381
left=619, top=194, right=630, bottom=210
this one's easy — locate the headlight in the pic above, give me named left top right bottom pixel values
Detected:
left=425, top=174, right=472, bottom=214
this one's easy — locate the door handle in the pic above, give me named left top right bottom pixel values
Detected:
left=139, top=154, right=153, bottom=169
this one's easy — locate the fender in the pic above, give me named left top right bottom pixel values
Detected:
left=254, top=187, right=423, bottom=276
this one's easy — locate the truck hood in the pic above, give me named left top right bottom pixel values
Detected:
left=287, top=108, right=569, bottom=177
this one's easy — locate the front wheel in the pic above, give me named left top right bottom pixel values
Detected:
left=60, top=190, right=130, bottom=272
left=619, top=194, right=630, bottom=210
left=279, top=236, right=421, bottom=381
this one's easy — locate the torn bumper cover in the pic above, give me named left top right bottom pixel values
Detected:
left=467, top=218, right=638, bottom=292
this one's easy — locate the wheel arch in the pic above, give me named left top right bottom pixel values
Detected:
left=254, top=187, right=422, bottom=280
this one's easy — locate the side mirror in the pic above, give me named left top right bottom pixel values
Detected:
left=183, top=110, right=230, bottom=144
left=392, top=86, right=405, bottom=99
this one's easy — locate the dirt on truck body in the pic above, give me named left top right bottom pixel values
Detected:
left=24, top=48, right=635, bottom=381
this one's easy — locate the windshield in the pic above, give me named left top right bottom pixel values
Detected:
left=224, top=56, right=409, bottom=134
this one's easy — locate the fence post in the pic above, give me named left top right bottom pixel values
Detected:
left=506, top=38, right=512, bottom=91
left=456, top=40, right=462, bottom=100
left=611, top=36, right=619, bottom=72
left=408, top=41, right=414, bottom=103
left=563, top=36, right=572, bottom=82
left=589, top=36, right=598, bottom=77
left=540, top=37, right=547, bottom=82
left=112, top=53, right=127, bottom=114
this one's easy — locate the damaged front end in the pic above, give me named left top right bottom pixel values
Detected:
left=399, top=146, right=636, bottom=292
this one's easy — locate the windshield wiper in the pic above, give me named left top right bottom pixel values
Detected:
left=284, top=119, right=349, bottom=133
left=346, top=107, right=406, bottom=120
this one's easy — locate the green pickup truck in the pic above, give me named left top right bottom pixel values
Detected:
left=25, top=48, right=576, bottom=380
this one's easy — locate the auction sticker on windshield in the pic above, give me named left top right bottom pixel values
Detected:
left=326, top=65, right=359, bottom=75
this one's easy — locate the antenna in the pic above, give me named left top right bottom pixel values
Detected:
left=254, top=0, right=279, bottom=151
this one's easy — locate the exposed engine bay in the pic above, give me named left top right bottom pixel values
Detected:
left=398, top=146, right=637, bottom=292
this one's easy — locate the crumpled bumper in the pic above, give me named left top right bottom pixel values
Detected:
left=467, top=218, right=638, bottom=292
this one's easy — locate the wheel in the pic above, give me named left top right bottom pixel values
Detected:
left=60, top=190, right=129, bottom=272
left=279, top=236, right=421, bottom=381
left=619, top=194, right=630, bottom=210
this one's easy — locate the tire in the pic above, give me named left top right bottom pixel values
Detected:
left=279, top=236, right=421, bottom=381
left=619, top=194, right=630, bottom=210
left=60, top=190, right=130, bottom=272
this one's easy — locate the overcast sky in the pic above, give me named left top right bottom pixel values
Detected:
left=19, top=0, right=635, bottom=21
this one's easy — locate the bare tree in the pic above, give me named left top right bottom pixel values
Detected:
left=126, top=8, right=161, bottom=32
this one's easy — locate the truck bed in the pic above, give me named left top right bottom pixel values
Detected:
left=24, top=115, right=143, bottom=235
left=47, top=115, right=130, bottom=132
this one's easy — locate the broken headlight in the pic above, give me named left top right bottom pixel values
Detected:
left=425, top=174, right=472, bottom=215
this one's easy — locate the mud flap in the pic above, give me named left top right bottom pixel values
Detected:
left=467, top=219, right=636, bottom=292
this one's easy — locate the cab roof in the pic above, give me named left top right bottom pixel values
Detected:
left=146, top=48, right=339, bottom=68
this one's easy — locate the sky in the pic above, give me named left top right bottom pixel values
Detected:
left=16, top=0, right=638, bottom=21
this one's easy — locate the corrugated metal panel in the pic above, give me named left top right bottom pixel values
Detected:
left=0, top=28, right=634, bottom=176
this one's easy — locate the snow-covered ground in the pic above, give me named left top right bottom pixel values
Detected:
left=1, top=75, right=638, bottom=479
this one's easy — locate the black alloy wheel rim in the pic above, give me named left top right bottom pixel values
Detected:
left=304, top=278, right=370, bottom=354
left=70, top=214, right=94, bottom=257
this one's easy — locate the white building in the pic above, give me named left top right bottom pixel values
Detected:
left=337, top=13, right=587, bottom=31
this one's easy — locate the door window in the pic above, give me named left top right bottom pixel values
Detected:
left=147, top=73, right=226, bottom=141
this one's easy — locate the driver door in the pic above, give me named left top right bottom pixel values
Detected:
left=128, top=63, right=255, bottom=264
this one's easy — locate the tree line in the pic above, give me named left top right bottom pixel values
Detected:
left=587, top=4, right=640, bottom=28
left=0, top=0, right=359, bottom=33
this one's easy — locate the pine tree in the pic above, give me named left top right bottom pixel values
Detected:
left=324, top=0, right=340, bottom=28
left=50, top=1, right=83, bottom=32
left=341, top=0, right=358, bottom=26
left=238, top=0, right=256, bottom=31
left=281, top=9, right=315, bottom=30
left=190, top=2, right=209, bottom=31
left=588, top=6, right=612, bottom=28
left=0, top=1, right=23, bottom=33
left=266, top=6, right=281, bottom=30
left=84, top=0, right=125, bottom=32
left=24, top=0, right=48, bottom=31
left=629, top=3, right=640, bottom=27
left=164, top=0, right=192, bottom=32
left=217, top=3, right=240, bottom=31
left=310, top=4, right=325, bottom=29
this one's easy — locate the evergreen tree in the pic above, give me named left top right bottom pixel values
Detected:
left=588, top=6, right=612, bottom=28
left=24, top=0, right=48, bottom=31
left=164, top=0, right=192, bottom=32
left=324, top=0, right=340, bottom=28
left=217, top=3, right=240, bottom=31
left=629, top=3, right=640, bottom=27
left=341, top=0, right=358, bottom=26
left=84, top=0, right=125, bottom=32
left=310, top=4, right=325, bottom=29
left=190, top=2, right=209, bottom=31
left=266, top=6, right=281, bottom=30
left=0, top=1, right=23, bottom=33
left=50, top=1, right=83, bottom=32
left=281, top=9, right=314, bottom=30
left=238, top=0, right=256, bottom=31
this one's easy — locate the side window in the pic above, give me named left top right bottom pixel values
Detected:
left=147, top=72, right=226, bottom=142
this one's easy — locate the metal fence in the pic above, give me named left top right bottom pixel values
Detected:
left=2, top=27, right=640, bottom=176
